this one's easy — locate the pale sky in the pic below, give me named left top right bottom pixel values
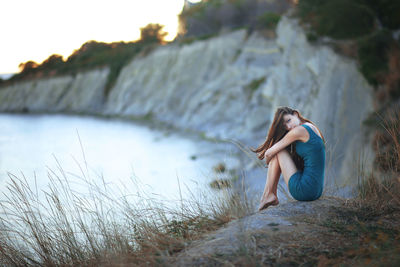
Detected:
left=1, top=0, right=201, bottom=74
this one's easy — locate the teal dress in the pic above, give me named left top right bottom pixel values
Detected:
left=288, top=124, right=325, bottom=201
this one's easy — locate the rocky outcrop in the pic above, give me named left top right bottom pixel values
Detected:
left=170, top=197, right=400, bottom=266
left=0, top=68, right=109, bottom=113
left=0, top=16, right=374, bottom=187
left=172, top=198, right=344, bottom=266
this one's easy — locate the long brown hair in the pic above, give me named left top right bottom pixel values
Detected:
left=252, top=107, right=324, bottom=169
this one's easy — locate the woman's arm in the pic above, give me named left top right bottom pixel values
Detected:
left=264, top=126, right=306, bottom=163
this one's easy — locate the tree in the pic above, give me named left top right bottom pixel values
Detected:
left=40, top=54, right=64, bottom=69
left=139, top=23, right=168, bottom=44
left=18, top=60, right=38, bottom=73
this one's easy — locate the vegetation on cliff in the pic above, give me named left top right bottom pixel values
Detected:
left=0, top=23, right=168, bottom=95
left=178, top=0, right=291, bottom=38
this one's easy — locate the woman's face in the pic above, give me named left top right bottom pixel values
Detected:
left=283, top=113, right=301, bottom=130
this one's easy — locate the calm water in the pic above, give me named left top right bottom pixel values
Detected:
left=0, top=114, right=241, bottom=204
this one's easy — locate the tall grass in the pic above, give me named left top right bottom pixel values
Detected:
left=0, top=159, right=254, bottom=266
left=357, top=109, right=400, bottom=211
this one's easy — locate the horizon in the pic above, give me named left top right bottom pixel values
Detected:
left=1, top=0, right=202, bottom=75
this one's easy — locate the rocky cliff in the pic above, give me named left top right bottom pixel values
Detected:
left=0, top=17, right=374, bottom=188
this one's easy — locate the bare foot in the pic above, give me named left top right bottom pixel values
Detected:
left=258, top=195, right=279, bottom=211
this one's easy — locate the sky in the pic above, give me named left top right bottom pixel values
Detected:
left=1, top=0, right=201, bottom=74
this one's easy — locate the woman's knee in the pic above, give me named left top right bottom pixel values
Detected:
left=276, top=149, right=293, bottom=165
left=276, top=149, right=290, bottom=158
left=275, top=149, right=298, bottom=184
left=268, top=155, right=278, bottom=165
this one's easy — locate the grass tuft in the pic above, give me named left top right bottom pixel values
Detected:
left=357, top=109, right=400, bottom=213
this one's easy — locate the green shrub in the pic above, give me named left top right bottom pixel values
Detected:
left=358, top=30, right=393, bottom=86
left=178, top=33, right=218, bottom=46
left=319, top=1, right=375, bottom=39
left=256, top=12, right=281, bottom=29
left=306, top=32, right=318, bottom=42
left=179, top=0, right=290, bottom=37
left=246, top=76, right=266, bottom=92
left=298, top=0, right=375, bottom=39
left=297, top=0, right=326, bottom=17
left=298, top=0, right=400, bottom=39
left=363, top=0, right=400, bottom=30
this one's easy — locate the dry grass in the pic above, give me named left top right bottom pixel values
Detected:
left=0, top=159, right=254, bottom=266
left=357, top=108, right=400, bottom=213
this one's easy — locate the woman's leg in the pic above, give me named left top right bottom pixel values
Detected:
left=259, top=149, right=298, bottom=211
left=276, top=149, right=298, bottom=186
left=259, top=156, right=281, bottom=211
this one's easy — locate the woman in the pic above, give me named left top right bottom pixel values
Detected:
left=252, top=107, right=325, bottom=211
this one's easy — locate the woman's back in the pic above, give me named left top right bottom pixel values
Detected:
left=296, top=124, right=325, bottom=175
left=290, top=124, right=325, bottom=200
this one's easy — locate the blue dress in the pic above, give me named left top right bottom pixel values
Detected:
left=288, top=124, right=325, bottom=201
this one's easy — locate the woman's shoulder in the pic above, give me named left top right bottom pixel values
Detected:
left=302, top=122, right=322, bottom=138
left=302, top=122, right=315, bottom=128
left=293, top=124, right=309, bottom=133
left=290, top=124, right=309, bottom=142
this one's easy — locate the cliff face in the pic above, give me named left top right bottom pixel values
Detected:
left=0, top=17, right=374, bottom=187
left=0, top=68, right=109, bottom=113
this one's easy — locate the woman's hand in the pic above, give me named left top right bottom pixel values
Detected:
left=264, top=149, right=273, bottom=165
